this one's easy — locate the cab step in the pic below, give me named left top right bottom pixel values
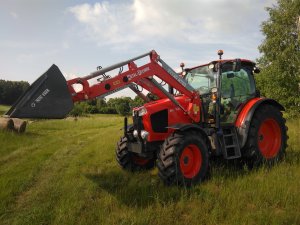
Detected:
left=220, top=126, right=241, bottom=159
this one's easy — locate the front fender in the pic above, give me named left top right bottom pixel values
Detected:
left=235, top=97, right=285, bottom=148
left=167, top=123, right=211, bottom=149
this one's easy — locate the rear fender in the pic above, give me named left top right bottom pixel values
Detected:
left=235, top=98, right=285, bottom=148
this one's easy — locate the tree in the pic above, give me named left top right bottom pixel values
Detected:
left=97, top=98, right=107, bottom=108
left=0, top=80, right=30, bottom=105
left=108, top=97, right=133, bottom=116
left=131, top=96, right=145, bottom=108
left=257, top=0, right=300, bottom=116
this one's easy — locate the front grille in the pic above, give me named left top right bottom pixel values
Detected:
left=150, top=109, right=168, bottom=133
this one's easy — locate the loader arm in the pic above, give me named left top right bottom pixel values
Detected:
left=67, top=50, right=200, bottom=122
left=6, top=50, right=201, bottom=122
left=67, top=50, right=195, bottom=101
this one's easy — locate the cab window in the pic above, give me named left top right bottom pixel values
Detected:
left=221, top=69, right=256, bottom=99
left=220, top=63, right=256, bottom=123
left=185, top=65, right=216, bottom=95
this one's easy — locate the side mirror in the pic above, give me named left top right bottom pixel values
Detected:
left=209, top=63, right=217, bottom=72
left=253, top=66, right=260, bottom=74
left=233, top=59, right=241, bottom=72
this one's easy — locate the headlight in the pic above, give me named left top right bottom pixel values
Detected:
left=133, top=130, right=149, bottom=140
left=132, top=107, right=147, bottom=117
left=138, top=107, right=147, bottom=116
left=133, top=130, right=138, bottom=138
left=140, top=130, right=149, bottom=140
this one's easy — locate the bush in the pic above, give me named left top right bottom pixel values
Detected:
left=99, top=107, right=117, bottom=114
left=69, top=102, right=87, bottom=117
left=116, top=102, right=131, bottom=116
left=68, top=96, right=147, bottom=116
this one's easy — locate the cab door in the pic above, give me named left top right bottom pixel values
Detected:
left=220, top=63, right=256, bottom=124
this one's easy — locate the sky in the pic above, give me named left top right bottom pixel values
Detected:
left=0, top=0, right=276, bottom=98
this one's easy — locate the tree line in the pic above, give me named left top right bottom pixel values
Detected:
left=0, top=80, right=30, bottom=105
left=69, top=96, right=145, bottom=116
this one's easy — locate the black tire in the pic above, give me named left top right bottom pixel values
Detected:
left=157, top=131, right=210, bottom=186
left=243, top=104, right=287, bottom=166
left=116, top=136, right=156, bottom=171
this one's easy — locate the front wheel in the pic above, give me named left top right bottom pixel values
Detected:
left=157, top=131, right=210, bottom=186
left=243, top=104, right=287, bottom=166
left=116, top=137, right=156, bottom=171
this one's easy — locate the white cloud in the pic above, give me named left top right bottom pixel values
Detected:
left=65, top=0, right=279, bottom=73
left=68, top=0, right=276, bottom=47
left=68, top=2, right=137, bottom=45
left=16, top=53, right=34, bottom=63
left=16, top=49, right=59, bottom=64
left=10, top=11, right=18, bottom=19
left=62, top=41, right=70, bottom=49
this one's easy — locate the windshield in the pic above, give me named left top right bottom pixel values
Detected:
left=185, top=65, right=216, bottom=94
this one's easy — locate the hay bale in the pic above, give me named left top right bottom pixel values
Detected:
left=11, top=118, right=27, bottom=133
left=0, top=118, right=14, bottom=130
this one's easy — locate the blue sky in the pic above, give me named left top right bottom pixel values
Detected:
left=0, top=0, right=276, bottom=97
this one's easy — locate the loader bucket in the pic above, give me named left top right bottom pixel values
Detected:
left=5, top=64, right=73, bottom=119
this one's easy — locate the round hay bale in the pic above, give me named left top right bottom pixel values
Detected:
left=0, top=118, right=14, bottom=130
left=11, top=118, right=27, bottom=133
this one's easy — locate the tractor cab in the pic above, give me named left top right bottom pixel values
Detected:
left=184, top=57, right=259, bottom=125
left=219, top=60, right=258, bottom=123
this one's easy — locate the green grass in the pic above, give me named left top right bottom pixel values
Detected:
left=0, top=114, right=299, bottom=225
left=0, top=105, right=9, bottom=115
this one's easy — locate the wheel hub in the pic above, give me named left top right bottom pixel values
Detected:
left=257, top=118, right=282, bottom=159
left=179, top=144, right=202, bottom=179
left=183, top=156, right=189, bottom=165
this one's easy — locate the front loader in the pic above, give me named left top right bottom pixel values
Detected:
left=5, top=50, right=287, bottom=186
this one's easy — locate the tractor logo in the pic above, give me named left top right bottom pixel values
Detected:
left=128, top=67, right=150, bottom=80
left=113, top=80, right=121, bottom=86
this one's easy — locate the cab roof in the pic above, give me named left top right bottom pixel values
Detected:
left=186, top=59, right=255, bottom=71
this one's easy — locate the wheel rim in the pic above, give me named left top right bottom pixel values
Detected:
left=132, top=156, right=149, bottom=166
left=179, top=144, right=202, bottom=178
left=257, top=118, right=282, bottom=159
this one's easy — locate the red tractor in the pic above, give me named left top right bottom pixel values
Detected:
left=6, top=50, right=287, bottom=186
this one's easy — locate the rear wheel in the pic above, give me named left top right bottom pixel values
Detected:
left=243, top=104, right=287, bottom=166
left=157, top=131, right=209, bottom=186
left=116, top=136, right=156, bottom=171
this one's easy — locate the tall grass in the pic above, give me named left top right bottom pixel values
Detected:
left=0, top=114, right=299, bottom=225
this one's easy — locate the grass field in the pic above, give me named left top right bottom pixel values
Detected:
left=0, top=105, right=9, bottom=115
left=0, top=105, right=299, bottom=225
